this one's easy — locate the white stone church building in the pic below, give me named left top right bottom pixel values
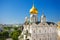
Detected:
left=20, top=4, right=58, bottom=40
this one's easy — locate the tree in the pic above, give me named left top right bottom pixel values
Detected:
left=10, top=30, right=22, bottom=40
left=2, top=31, right=9, bottom=38
left=0, top=31, right=9, bottom=40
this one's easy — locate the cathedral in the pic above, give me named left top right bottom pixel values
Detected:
left=20, top=3, right=58, bottom=40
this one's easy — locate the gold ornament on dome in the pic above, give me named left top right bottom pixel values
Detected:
left=30, top=5, right=38, bottom=14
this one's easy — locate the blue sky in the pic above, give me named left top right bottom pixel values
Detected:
left=0, top=0, right=60, bottom=24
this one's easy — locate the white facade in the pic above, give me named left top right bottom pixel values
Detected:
left=23, top=22, right=57, bottom=40
left=30, top=14, right=38, bottom=23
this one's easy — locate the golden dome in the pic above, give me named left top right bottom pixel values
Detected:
left=30, top=5, right=38, bottom=14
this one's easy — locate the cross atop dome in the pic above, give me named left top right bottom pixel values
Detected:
left=29, top=0, right=38, bottom=14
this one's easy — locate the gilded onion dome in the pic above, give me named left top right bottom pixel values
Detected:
left=30, top=5, right=38, bottom=14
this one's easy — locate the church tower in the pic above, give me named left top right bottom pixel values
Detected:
left=41, top=12, right=46, bottom=23
left=30, top=4, right=38, bottom=23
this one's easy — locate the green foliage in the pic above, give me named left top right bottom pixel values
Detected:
left=3, top=27, right=12, bottom=30
left=10, top=30, right=22, bottom=40
left=2, top=31, right=9, bottom=38
left=0, top=31, right=9, bottom=40
left=14, top=27, right=18, bottom=30
left=0, top=38, right=6, bottom=40
left=1, top=26, right=23, bottom=40
left=17, top=30, right=22, bottom=35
